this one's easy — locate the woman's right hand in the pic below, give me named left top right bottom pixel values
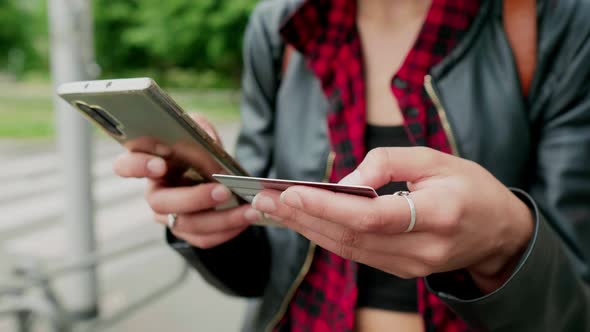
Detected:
left=112, top=116, right=260, bottom=249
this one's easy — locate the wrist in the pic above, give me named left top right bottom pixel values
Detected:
left=468, top=191, right=534, bottom=293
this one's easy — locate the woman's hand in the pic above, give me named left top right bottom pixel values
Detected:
left=252, top=147, right=534, bottom=293
left=112, top=113, right=260, bottom=249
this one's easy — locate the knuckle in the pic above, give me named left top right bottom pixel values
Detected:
left=415, top=146, right=434, bottom=155
left=190, top=114, right=219, bottom=141
left=395, top=272, right=413, bottom=279
left=393, top=268, right=416, bottom=279
left=337, top=243, right=355, bottom=261
left=229, top=208, right=249, bottom=226
left=152, top=213, right=163, bottom=224
left=339, top=229, right=359, bottom=248
left=189, top=112, right=206, bottom=122
left=188, top=235, right=215, bottom=249
left=169, top=229, right=186, bottom=242
left=143, top=182, right=156, bottom=200
left=189, top=185, right=214, bottom=207
left=436, top=203, right=462, bottom=234
left=358, top=210, right=385, bottom=232
left=314, top=203, right=330, bottom=221
left=409, top=264, right=432, bottom=278
left=190, top=237, right=207, bottom=249
left=111, top=155, right=124, bottom=175
left=143, top=187, right=151, bottom=201
left=420, top=243, right=451, bottom=268
left=417, top=146, right=438, bottom=164
left=112, top=154, right=136, bottom=177
left=367, top=147, right=387, bottom=164
left=283, top=205, right=302, bottom=222
left=146, top=193, right=166, bottom=214
left=196, top=239, right=216, bottom=249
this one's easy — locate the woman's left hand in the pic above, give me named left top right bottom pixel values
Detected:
left=252, top=147, right=534, bottom=293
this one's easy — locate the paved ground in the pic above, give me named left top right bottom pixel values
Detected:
left=0, top=122, right=247, bottom=332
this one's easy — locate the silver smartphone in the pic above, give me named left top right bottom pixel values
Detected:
left=57, top=78, right=248, bottom=187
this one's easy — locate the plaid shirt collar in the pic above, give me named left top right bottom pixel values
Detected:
left=276, top=1, right=481, bottom=331
left=282, top=0, right=357, bottom=58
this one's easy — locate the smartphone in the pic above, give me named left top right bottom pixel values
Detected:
left=57, top=78, right=248, bottom=185
left=213, top=174, right=378, bottom=204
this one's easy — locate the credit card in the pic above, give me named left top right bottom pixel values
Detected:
left=213, top=174, right=378, bottom=204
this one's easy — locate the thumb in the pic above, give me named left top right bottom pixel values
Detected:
left=339, top=147, right=446, bottom=189
left=188, top=113, right=223, bottom=145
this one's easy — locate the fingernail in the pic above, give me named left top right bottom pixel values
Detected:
left=339, top=170, right=360, bottom=185
left=280, top=191, right=302, bottom=209
left=252, top=194, right=276, bottom=212
left=147, top=158, right=166, bottom=175
left=244, top=208, right=261, bottom=222
left=211, top=185, right=230, bottom=202
left=155, top=144, right=171, bottom=157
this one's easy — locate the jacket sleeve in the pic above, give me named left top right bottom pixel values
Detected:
left=166, top=2, right=282, bottom=298
left=425, top=9, right=590, bottom=330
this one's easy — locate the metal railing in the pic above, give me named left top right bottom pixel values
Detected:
left=0, top=237, right=189, bottom=332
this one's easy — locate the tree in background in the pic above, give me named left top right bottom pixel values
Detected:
left=2, top=0, right=259, bottom=87
left=94, top=0, right=149, bottom=73
left=0, top=0, right=35, bottom=77
left=95, top=0, right=258, bottom=86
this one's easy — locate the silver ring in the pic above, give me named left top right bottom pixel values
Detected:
left=167, top=213, right=178, bottom=229
left=393, top=191, right=416, bottom=233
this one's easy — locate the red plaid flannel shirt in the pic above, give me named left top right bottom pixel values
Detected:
left=276, top=0, right=481, bottom=331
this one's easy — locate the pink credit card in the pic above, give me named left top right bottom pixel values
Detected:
left=212, top=174, right=378, bottom=204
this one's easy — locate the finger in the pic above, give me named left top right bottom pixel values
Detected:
left=154, top=205, right=259, bottom=234
left=188, top=113, right=222, bottom=144
left=339, top=147, right=449, bottom=189
left=268, top=212, right=429, bottom=278
left=279, top=185, right=433, bottom=234
left=253, top=189, right=351, bottom=237
left=113, top=152, right=167, bottom=178
left=122, top=136, right=172, bottom=157
left=251, top=189, right=304, bottom=222
left=252, top=190, right=412, bottom=255
left=256, top=190, right=454, bottom=275
left=146, top=182, right=234, bottom=214
left=172, top=226, right=248, bottom=249
left=259, top=189, right=441, bottom=261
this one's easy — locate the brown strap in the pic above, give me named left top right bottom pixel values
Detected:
left=503, top=0, right=537, bottom=96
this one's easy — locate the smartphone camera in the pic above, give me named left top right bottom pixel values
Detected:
left=74, top=101, right=126, bottom=138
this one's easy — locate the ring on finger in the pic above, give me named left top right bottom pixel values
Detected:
left=393, top=191, right=416, bottom=233
left=167, top=213, right=179, bottom=229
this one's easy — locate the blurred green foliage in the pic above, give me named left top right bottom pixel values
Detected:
left=0, top=1, right=36, bottom=77
left=1, top=0, right=259, bottom=87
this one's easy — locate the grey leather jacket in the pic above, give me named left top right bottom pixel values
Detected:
left=168, top=0, right=590, bottom=331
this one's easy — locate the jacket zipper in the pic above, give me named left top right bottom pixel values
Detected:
left=423, top=75, right=460, bottom=157
left=323, top=151, right=336, bottom=182
left=264, top=242, right=316, bottom=332
left=264, top=151, right=334, bottom=331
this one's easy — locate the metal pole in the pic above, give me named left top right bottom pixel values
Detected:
left=47, top=0, right=99, bottom=319
left=16, top=310, right=32, bottom=332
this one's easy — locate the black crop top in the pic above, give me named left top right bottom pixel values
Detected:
left=356, top=124, right=418, bottom=312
